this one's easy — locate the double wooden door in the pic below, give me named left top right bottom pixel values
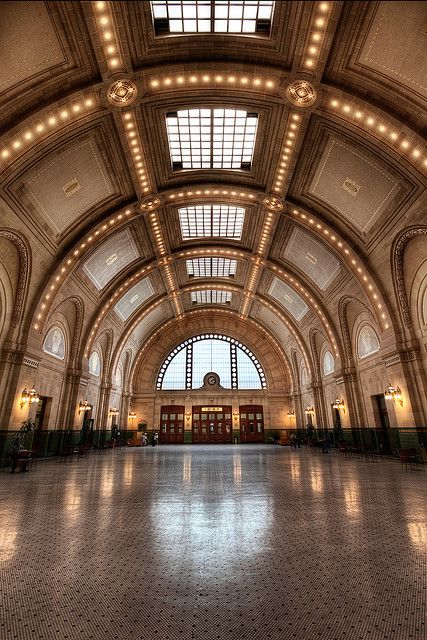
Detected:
left=240, top=405, right=264, bottom=443
left=160, top=405, right=185, bottom=444
left=192, top=406, right=232, bottom=444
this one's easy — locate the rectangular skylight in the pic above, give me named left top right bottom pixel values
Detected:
left=191, top=290, right=232, bottom=304
left=186, top=257, right=237, bottom=277
left=166, top=109, right=258, bottom=170
left=151, top=1, right=274, bottom=35
left=179, top=205, right=245, bottom=239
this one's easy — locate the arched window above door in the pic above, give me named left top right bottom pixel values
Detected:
left=156, top=334, right=266, bottom=390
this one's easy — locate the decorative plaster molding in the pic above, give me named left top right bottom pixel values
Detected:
left=23, top=356, right=39, bottom=369
left=393, top=227, right=427, bottom=329
left=0, top=230, right=29, bottom=328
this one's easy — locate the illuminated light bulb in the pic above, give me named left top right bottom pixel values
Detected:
left=343, top=104, right=351, bottom=113
left=177, top=76, right=184, bottom=83
left=72, top=104, right=81, bottom=113
left=309, top=46, right=318, bottom=55
left=13, top=140, right=21, bottom=149
left=355, top=111, right=363, bottom=119
left=99, top=16, right=109, bottom=26
left=190, top=76, right=197, bottom=83
left=366, top=117, right=375, bottom=126
left=1, top=149, right=9, bottom=158
left=60, top=110, right=69, bottom=119
left=164, top=78, right=171, bottom=85
left=107, top=45, right=115, bottom=54
left=151, top=79, right=159, bottom=87
left=109, top=58, right=119, bottom=67
left=312, top=32, right=321, bottom=41
left=103, top=31, right=112, bottom=40
left=305, top=59, right=314, bottom=67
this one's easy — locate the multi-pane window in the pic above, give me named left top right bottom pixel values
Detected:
left=166, top=109, right=258, bottom=170
left=151, top=1, right=275, bottom=35
left=191, top=290, right=232, bottom=304
left=186, top=257, right=237, bottom=277
left=157, top=334, right=266, bottom=389
left=179, top=205, right=245, bottom=239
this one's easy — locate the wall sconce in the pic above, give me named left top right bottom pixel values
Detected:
left=384, top=383, right=403, bottom=406
left=185, top=410, right=191, bottom=421
left=78, top=399, right=93, bottom=413
left=129, top=410, right=136, bottom=420
left=332, top=398, right=345, bottom=412
left=233, top=411, right=239, bottom=420
left=109, top=407, right=119, bottom=416
left=20, top=386, right=40, bottom=409
left=287, top=410, right=295, bottom=418
left=304, top=406, right=314, bottom=416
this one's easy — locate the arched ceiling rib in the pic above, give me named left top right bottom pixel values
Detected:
left=1, top=1, right=426, bottom=377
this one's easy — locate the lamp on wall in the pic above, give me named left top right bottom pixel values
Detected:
left=78, top=399, right=93, bottom=413
left=20, top=385, right=40, bottom=409
left=332, top=398, right=345, bottom=412
left=129, top=410, right=136, bottom=420
left=109, top=407, right=119, bottom=417
left=287, top=410, right=295, bottom=418
left=384, top=383, right=403, bottom=406
left=304, top=406, right=314, bottom=416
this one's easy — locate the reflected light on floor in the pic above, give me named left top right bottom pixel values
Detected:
left=407, top=522, right=426, bottom=548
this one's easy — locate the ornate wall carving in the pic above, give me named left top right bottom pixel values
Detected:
left=392, top=226, right=427, bottom=328
left=0, top=229, right=30, bottom=328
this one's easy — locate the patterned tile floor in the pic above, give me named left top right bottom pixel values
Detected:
left=0, top=445, right=425, bottom=640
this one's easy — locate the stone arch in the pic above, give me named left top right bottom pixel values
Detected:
left=0, top=229, right=30, bottom=331
left=392, top=226, right=427, bottom=329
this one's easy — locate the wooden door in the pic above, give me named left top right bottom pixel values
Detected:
left=192, top=406, right=232, bottom=444
left=240, top=405, right=264, bottom=443
left=160, top=405, right=185, bottom=444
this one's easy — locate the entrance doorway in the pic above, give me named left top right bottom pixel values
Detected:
left=239, top=405, right=264, bottom=443
left=372, top=394, right=391, bottom=453
left=192, top=406, right=232, bottom=444
left=32, top=396, right=49, bottom=452
left=160, top=406, right=185, bottom=444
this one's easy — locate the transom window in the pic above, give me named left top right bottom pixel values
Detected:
left=191, top=290, right=232, bottom=304
left=157, top=334, right=267, bottom=389
left=166, top=109, right=258, bottom=170
left=179, top=205, right=245, bottom=239
left=151, top=1, right=274, bottom=35
left=187, top=257, right=237, bottom=277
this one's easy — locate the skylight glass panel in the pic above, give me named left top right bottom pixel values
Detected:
left=191, top=290, right=232, bottom=304
left=166, top=109, right=258, bottom=170
left=151, top=2, right=274, bottom=35
left=186, top=257, right=237, bottom=277
left=179, top=205, right=245, bottom=239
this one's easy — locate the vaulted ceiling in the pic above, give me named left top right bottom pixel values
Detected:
left=1, top=0, right=426, bottom=383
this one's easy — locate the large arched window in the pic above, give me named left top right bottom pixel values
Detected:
left=157, top=334, right=266, bottom=390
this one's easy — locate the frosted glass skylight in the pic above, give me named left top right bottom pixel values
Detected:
left=191, top=290, right=232, bottom=304
left=151, top=1, right=274, bottom=35
left=179, top=205, right=245, bottom=239
left=166, top=109, right=258, bottom=170
left=186, top=257, right=237, bottom=277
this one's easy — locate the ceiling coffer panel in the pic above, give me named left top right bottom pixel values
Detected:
left=18, top=136, right=116, bottom=236
left=82, top=229, right=140, bottom=291
left=307, top=138, right=401, bottom=234
left=115, top=278, right=155, bottom=322
left=251, top=304, right=290, bottom=345
left=358, top=1, right=427, bottom=101
left=131, top=303, right=173, bottom=346
left=283, top=227, right=341, bottom=291
left=0, top=1, right=65, bottom=94
left=268, top=277, right=308, bottom=322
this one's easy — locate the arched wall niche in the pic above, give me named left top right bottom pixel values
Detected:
left=402, top=234, right=427, bottom=336
left=0, top=260, right=14, bottom=350
left=130, top=312, right=292, bottom=395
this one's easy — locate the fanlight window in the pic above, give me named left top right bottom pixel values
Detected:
left=323, top=350, right=334, bottom=376
left=357, top=325, right=380, bottom=359
left=157, top=334, right=266, bottom=389
left=88, top=351, right=101, bottom=377
left=43, top=326, right=66, bottom=360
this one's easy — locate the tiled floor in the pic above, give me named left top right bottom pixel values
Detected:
left=0, top=445, right=425, bottom=640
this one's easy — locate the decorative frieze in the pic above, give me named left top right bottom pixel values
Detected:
left=23, top=356, right=39, bottom=369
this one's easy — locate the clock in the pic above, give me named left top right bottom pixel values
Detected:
left=207, top=375, right=217, bottom=385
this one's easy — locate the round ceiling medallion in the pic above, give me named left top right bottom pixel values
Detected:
left=107, top=79, right=138, bottom=107
left=140, top=195, right=162, bottom=211
left=286, top=80, right=317, bottom=107
left=262, top=195, right=284, bottom=211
